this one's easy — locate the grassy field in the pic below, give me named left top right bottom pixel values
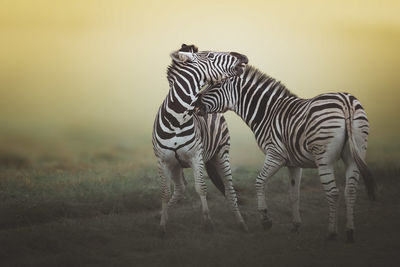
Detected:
left=0, top=131, right=400, bottom=267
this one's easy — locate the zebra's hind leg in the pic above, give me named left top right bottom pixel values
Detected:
left=192, top=151, right=213, bottom=232
left=257, top=153, right=284, bottom=230
left=157, top=159, right=172, bottom=236
left=316, top=161, right=339, bottom=240
left=288, top=167, right=302, bottom=233
left=168, top=167, right=186, bottom=207
left=207, top=151, right=248, bottom=232
left=342, top=141, right=361, bottom=243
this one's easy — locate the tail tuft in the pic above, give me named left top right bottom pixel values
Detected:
left=353, top=152, right=377, bottom=201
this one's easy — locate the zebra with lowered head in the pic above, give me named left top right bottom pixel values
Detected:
left=152, top=44, right=249, bottom=235
left=191, top=65, right=376, bottom=242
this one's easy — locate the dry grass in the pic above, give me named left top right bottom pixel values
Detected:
left=0, top=131, right=399, bottom=266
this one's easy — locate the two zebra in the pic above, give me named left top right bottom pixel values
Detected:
left=153, top=45, right=376, bottom=242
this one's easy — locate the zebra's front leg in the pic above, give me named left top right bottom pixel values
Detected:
left=192, top=152, right=213, bottom=232
left=256, top=154, right=284, bottom=230
left=288, top=167, right=302, bottom=233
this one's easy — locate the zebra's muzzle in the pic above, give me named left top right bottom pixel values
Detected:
left=230, top=52, right=248, bottom=75
left=230, top=52, right=248, bottom=64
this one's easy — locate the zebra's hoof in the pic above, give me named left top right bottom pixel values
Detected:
left=262, top=219, right=273, bottom=230
left=346, top=229, right=355, bottom=243
left=325, top=232, right=337, bottom=241
left=239, top=222, right=249, bottom=233
left=203, top=219, right=214, bottom=233
left=158, top=225, right=166, bottom=238
left=291, top=222, right=301, bottom=234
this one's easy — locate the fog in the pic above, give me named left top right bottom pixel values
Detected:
left=1, top=0, right=399, bottom=162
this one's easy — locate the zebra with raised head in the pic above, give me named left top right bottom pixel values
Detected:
left=152, top=44, right=249, bottom=235
left=191, top=65, right=376, bottom=242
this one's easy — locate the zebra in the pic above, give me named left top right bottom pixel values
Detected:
left=152, top=44, right=249, bottom=235
left=190, top=65, right=376, bottom=242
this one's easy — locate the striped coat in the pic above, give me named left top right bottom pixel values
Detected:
left=193, top=65, right=376, bottom=242
left=152, top=44, right=249, bottom=235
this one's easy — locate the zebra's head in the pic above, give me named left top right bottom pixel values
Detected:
left=170, top=44, right=248, bottom=84
left=191, top=80, right=234, bottom=116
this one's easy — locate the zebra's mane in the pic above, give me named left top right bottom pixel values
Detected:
left=243, top=65, right=297, bottom=98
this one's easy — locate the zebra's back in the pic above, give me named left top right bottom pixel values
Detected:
left=266, top=92, right=369, bottom=168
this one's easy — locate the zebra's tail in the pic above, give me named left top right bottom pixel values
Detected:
left=205, top=161, right=225, bottom=196
left=344, top=99, right=377, bottom=201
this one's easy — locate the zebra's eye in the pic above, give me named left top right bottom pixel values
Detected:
left=208, top=53, right=215, bottom=59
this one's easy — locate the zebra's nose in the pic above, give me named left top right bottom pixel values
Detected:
left=230, top=52, right=248, bottom=64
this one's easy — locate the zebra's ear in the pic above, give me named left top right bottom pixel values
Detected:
left=180, top=44, right=198, bottom=53
left=170, top=51, right=195, bottom=63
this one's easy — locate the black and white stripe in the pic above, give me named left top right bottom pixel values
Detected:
left=152, top=44, right=249, bottom=234
left=193, top=65, right=376, bottom=242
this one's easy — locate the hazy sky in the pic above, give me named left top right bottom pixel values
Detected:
left=1, top=0, right=399, bottom=143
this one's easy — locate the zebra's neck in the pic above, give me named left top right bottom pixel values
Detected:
left=233, top=66, right=297, bottom=133
left=162, top=62, right=204, bottom=127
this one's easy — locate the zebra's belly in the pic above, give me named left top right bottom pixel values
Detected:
left=286, top=152, right=317, bottom=168
left=157, top=147, right=194, bottom=169
left=175, top=148, right=197, bottom=168
left=169, top=142, right=202, bottom=167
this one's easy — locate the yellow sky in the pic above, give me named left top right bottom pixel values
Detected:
left=0, top=0, right=399, bottom=143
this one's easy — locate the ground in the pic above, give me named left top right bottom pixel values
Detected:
left=0, top=134, right=399, bottom=267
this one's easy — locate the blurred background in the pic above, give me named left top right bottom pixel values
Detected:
left=1, top=2, right=400, bottom=265
left=1, top=0, right=399, bottom=168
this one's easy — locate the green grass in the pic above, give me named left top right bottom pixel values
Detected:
left=0, top=132, right=400, bottom=266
